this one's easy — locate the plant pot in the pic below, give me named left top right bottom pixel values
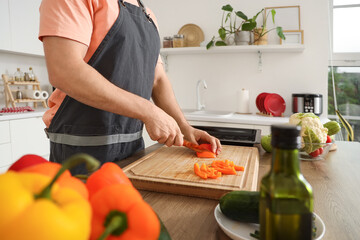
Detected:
left=253, top=28, right=268, bottom=45
left=235, top=31, right=250, bottom=45
left=225, top=34, right=235, bottom=46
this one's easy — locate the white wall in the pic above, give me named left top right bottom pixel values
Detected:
left=0, top=53, right=51, bottom=108
left=146, top=0, right=330, bottom=117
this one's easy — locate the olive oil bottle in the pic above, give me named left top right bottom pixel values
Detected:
left=260, top=125, right=313, bottom=240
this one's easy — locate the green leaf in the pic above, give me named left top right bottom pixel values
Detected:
left=252, top=9, right=264, bottom=22
left=302, top=127, right=322, bottom=153
left=235, top=11, right=248, bottom=20
left=215, top=41, right=227, bottom=46
left=242, top=22, right=256, bottom=31
left=225, top=12, right=231, bottom=23
left=271, top=9, right=276, bottom=24
left=276, top=27, right=285, bottom=40
left=206, top=40, right=214, bottom=50
left=218, top=27, right=226, bottom=40
left=222, top=4, right=233, bottom=12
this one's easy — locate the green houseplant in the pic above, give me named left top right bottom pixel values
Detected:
left=252, top=9, right=285, bottom=45
left=207, top=5, right=285, bottom=49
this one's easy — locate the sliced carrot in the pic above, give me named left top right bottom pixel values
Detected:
left=194, top=163, right=207, bottom=179
left=196, top=151, right=217, bottom=158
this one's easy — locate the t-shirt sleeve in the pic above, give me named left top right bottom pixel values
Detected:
left=147, top=7, right=163, bottom=64
left=39, top=0, right=93, bottom=47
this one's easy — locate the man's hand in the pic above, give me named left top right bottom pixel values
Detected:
left=143, top=105, right=184, bottom=147
left=181, top=125, right=222, bottom=154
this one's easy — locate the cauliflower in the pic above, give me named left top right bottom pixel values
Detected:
left=289, top=113, right=328, bottom=153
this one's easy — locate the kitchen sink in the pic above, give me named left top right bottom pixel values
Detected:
left=182, top=109, right=234, bottom=117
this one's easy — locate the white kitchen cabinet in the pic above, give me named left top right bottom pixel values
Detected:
left=9, top=117, right=49, bottom=162
left=0, top=143, right=13, bottom=172
left=8, top=0, right=43, bottom=55
left=0, top=121, right=11, bottom=144
left=0, top=0, right=11, bottom=51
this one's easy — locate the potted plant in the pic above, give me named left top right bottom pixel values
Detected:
left=206, top=4, right=236, bottom=49
left=234, top=9, right=263, bottom=45
left=253, top=8, right=285, bottom=45
left=206, top=5, right=286, bottom=48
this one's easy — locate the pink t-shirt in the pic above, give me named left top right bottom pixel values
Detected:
left=39, top=0, right=161, bottom=128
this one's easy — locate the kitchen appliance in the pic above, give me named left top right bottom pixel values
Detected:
left=193, top=126, right=261, bottom=146
left=292, top=93, right=323, bottom=116
left=123, top=145, right=259, bottom=199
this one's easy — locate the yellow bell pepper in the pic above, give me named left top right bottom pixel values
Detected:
left=0, top=154, right=99, bottom=240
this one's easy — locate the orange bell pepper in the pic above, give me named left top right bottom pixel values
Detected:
left=196, top=151, right=217, bottom=158
left=86, top=162, right=132, bottom=198
left=86, top=162, right=161, bottom=240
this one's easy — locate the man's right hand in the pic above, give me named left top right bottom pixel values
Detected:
left=143, top=105, right=184, bottom=147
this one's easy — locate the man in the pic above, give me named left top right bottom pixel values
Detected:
left=39, top=0, right=221, bottom=174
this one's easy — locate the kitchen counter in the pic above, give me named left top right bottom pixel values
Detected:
left=118, top=141, right=360, bottom=240
left=184, top=111, right=290, bottom=126
left=0, top=107, right=47, bottom=121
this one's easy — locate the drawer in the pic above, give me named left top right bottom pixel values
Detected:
left=0, top=121, right=10, bottom=144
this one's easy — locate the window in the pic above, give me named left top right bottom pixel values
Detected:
left=329, top=0, right=360, bottom=142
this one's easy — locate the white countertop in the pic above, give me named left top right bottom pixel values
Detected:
left=0, top=107, right=47, bottom=121
left=184, top=111, right=289, bottom=126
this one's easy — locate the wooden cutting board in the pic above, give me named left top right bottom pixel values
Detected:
left=123, top=145, right=259, bottom=199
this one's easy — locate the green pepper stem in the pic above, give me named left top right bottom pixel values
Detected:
left=35, top=153, right=100, bottom=200
left=98, top=215, right=126, bottom=240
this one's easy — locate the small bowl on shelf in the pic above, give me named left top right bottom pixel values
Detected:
left=299, top=142, right=333, bottom=161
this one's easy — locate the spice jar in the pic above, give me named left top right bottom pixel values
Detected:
left=28, top=67, right=36, bottom=81
left=173, top=34, right=185, bottom=48
left=14, top=68, right=24, bottom=81
left=163, top=36, right=173, bottom=48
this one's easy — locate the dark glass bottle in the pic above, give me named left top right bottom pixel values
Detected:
left=260, top=125, right=313, bottom=240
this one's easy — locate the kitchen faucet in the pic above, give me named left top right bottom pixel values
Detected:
left=196, top=79, right=207, bottom=111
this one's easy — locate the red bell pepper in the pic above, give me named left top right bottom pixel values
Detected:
left=8, top=154, right=48, bottom=172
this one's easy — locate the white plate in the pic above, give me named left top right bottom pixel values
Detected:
left=214, top=204, right=325, bottom=240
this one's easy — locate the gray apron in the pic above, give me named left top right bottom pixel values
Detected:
left=46, top=0, right=160, bottom=174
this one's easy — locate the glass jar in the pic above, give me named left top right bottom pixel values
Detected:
left=163, top=36, right=173, bottom=48
left=173, top=34, right=185, bottom=48
left=28, top=67, right=36, bottom=81
left=14, top=68, right=24, bottom=81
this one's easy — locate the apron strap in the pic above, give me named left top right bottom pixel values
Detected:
left=136, top=0, right=152, bottom=21
left=45, top=129, right=142, bottom=146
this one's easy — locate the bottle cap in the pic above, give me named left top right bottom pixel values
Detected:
left=271, top=124, right=301, bottom=149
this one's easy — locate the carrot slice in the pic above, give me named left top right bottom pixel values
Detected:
left=196, top=151, right=216, bottom=158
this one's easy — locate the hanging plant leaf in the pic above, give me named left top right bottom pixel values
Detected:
left=276, top=27, right=285, bottom=40
left=218, top=27, right=226, bottom=40
left=215, top=41, right=227, bottom=46
left=206, top=39, right=214, bottom=50
left=235, top=11, right=248, bottom=20
left=222, top=4, right=233, bottom=12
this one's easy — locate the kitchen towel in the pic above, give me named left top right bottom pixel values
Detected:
left=237, top=88, right=250, bottom=113
left=41, top=91, right=49, bottom=100
left=23, top=89, right=41, bottom=99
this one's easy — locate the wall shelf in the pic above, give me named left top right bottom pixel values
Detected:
left=160, top=45, right=305, bottom=72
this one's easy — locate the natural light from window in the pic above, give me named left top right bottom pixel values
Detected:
left=333, top=1, right=360, bottom=52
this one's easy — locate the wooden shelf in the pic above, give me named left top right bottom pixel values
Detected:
left=1, top=74, right=47, bottom=108
left=160, top=44, right=305, bottom=56
left=160, top=45, right=305, bottom=72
